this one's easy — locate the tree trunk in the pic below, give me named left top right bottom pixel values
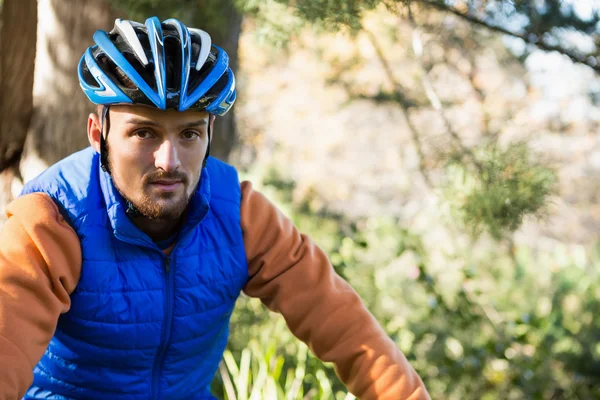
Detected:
left=0, top=0, right=37, bottom=219
left=19, top=0, right=118, bottom=184
left=194, top=0, right=243, bottom=162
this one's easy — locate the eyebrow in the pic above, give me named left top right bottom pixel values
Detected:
left=124, top=118, right=208, bottom=130
left=179, top=119, right=208, bottom=129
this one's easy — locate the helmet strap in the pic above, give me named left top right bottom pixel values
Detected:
left=100, top=105, right=111, bottom=173
left=203, top=117, right=211, bottom=168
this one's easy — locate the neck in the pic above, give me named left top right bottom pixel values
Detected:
left=131, top=216, right=182, bottom=242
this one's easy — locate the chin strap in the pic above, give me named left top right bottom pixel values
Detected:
left=100, top=105, right=111, bottom=173
left=125, top=200, right=142, bottom=218
left=203, top=117, right=212, bottom=168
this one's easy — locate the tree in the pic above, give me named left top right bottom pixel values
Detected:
left=269, top=0, right=600, bottom=73
left=18, top=0, right=118, bottom=186
left=0, top=0, right=37, bottom=219
left=0, top=0, right=119, bottom=224
left=423, top=0, right=600, bottom=73
left=200, top=0, right=243, bottom=161
left=246, top=0, right=598, bottom=240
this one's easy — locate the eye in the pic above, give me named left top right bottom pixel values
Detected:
left=182, top=130, right=201, bottom=140
left=133, top=129, right=154, bottom=139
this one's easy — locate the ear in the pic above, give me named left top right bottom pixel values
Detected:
left=209, top=115, right=216, bottom=143
left=87, top=112, right=102, bottom=152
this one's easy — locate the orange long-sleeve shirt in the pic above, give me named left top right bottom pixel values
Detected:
left=0, top=182, right=429, bottom=399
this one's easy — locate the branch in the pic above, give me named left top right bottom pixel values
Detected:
left=364, top=28, right=434, bottom=187
left=421, top=0, right=600, bottom=73
left=407, top=4, right=486, bottom=175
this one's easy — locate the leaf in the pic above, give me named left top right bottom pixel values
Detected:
left=238, top=348, right=252, bottom=400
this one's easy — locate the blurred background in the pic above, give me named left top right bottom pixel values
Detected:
left=1, top=0, right=599, bottom=398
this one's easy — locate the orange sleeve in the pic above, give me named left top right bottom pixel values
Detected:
left=0, top=193, right=82, bottom=400
left=241, top=181, right=430, bottom=400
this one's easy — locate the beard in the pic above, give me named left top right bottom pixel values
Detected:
left=126, top=179, right=193, bottom=220
left=104, top=144, right=196, bottom=221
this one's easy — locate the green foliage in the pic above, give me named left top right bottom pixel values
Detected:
left=268, top=0, right=383, bottom=32
left=444, top=142, right=557, bottom=240
left=213, top=297, right=352, bottom=398
left=106, top=0, right=599, bottom=69
left=107, top=0, right=234, bottom=38
left=236, top=0, right=305, bottom=49
left=216, top=318, right=355, bottom=399
left=108, top=0, right=197, bottom=23
left=403, top=240, right=600, bottom=399
left=265, top=0, right=599, bottom=38
left=483, top=0, right=600, bottom=35
left=210, top=166, right=599, bottom=399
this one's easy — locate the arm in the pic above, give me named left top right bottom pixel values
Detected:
left=0, top=193, right=82, bottom=399
left=241, top=181, right=429, bottom=400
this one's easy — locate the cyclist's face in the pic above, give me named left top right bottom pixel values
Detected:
left=103, top=105, right=210, bottom=220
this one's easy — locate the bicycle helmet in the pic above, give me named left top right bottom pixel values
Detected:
left=77, top=16, right=236, bottom=115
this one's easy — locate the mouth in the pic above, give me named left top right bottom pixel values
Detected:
left=149, top=180, right=184, bottom=191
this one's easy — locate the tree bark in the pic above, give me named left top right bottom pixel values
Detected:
left=19, top=0, right=118, bottom=184
left=194, top=0, right=243, bottom=162
left=0, top=0, right=37, bottom=219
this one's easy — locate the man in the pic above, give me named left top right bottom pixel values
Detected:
left=0, top=17, right=429, bottom=399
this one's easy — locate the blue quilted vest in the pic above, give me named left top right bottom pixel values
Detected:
left=20, top=147, right=249, bottom=399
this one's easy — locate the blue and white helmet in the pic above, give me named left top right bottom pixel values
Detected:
left=78, top=17, right=236, bottom=115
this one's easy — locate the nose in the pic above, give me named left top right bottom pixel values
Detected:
left=154, top=139, right=180, bottom=172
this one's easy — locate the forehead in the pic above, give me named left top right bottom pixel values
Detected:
left=109, top=105, right=209, bottom=125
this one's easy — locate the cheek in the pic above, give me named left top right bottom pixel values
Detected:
left=109, top=148, right=148, bottom=189
left=180, top=152, right=204, bottom=190
left=182, top=143, right=207, bottom=172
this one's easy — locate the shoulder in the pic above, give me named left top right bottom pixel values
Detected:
left=21, top=147, right=97, bottom=195
left=7, top=192, right=64, bottom=223
left=20, top=147, right=100, bottom=226
left=205, top=156, right=239, bottom=182
left=205, top=156, right=241, bottom=205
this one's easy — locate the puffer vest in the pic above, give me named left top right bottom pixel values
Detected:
left=20, top=147, right=249, bottom=399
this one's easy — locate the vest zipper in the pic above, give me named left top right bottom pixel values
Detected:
left=151, top=255, right=175, bottom=400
